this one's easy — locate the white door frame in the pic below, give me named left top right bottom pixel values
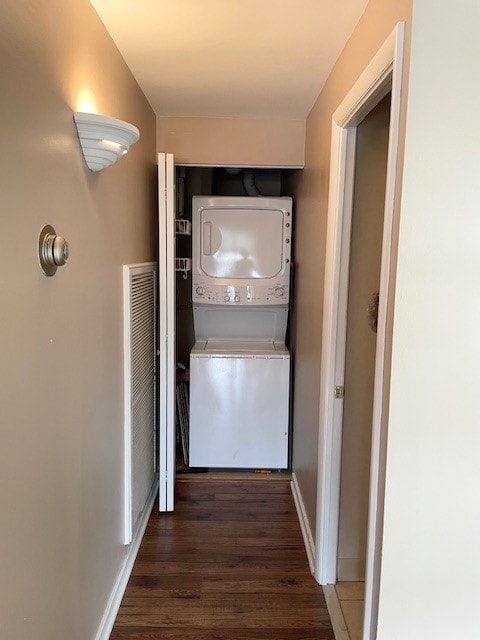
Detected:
left=314, top=23, right=405, bottom=640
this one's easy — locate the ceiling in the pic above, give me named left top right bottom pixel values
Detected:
left=90, top=0, right=368, bottom=119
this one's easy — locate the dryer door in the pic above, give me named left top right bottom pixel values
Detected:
left=200, top=207, right=284, bottom=279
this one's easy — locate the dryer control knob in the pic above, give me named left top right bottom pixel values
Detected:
left=224, top=295, right=230, bottom=302
left=274, top=286, right=285, bottom=298
left=234, top=295, right=240, bottom=302
left=196, top=286, right=205, bottom=295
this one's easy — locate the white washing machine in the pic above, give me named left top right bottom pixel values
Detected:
left=189, top=196, right=292, bottom=469
left=190, top=340, right=290, bottom=469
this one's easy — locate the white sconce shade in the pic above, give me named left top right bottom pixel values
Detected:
left=73, top=112, right=140, bottom=172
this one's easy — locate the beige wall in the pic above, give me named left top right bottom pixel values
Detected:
left=0, top=2, right=156, bottom=638
left=290, top=0, right=412, bottom=542
left=337, top=95, right=390, bottom=581
left=378, top=1, right=480, bottom=636
left=157, top=116, right=305, bottom=166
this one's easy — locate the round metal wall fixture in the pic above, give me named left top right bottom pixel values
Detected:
left=38, top=224, right=69, bottom=277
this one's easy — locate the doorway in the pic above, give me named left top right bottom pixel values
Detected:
left=338, top=93, right=391, bottom=582
left=158, top=162, right=301, bottom=495
left=315, top=23, right=405, bottom=640
left=336, top=93, right=391, bottom=638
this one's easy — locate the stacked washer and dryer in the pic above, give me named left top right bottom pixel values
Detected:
left=189, top=196, right=293, bottom=469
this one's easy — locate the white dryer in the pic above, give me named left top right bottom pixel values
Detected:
left=189, top=196, right=292, bottom=469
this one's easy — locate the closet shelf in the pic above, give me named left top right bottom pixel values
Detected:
left=175, top=257, right=191, bottom=279
left=176, top=219, right=191, bottom=236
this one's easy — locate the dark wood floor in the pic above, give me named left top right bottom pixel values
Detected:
left=110, top=478, right=335, bottom=640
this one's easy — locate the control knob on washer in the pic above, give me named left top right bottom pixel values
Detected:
left=196, top=286, right=205, bottom=296
left=224, top=295, right=230, bottom=302
left=234, top=295, right=240, bottom=302
left=274, top=286, right=285, bottom=298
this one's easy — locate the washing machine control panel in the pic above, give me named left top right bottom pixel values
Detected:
left=192, top=281, right=289, bottom=306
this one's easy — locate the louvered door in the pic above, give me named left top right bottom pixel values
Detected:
left=123, top=262, right=156, bottom=543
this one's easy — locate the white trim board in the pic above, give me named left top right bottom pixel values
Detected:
left=94, top=479, right=158, bottom=640
left=314, top=21, right=405, bottom=640
left=290, top=472, right=315, bottom=574
left=175, top=163, right=304, bottom=169
left=323, top=585, right=350, bottom=640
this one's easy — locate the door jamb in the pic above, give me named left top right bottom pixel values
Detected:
left=314, top=23, right=405, bottom=640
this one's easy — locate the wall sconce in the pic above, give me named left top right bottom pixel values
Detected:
left=73, top=112, right=140, bottom=172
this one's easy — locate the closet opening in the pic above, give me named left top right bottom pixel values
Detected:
left=172, top=166, right=300, bottom=476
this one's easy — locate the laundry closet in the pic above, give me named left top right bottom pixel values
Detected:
left=170, top=166, right=298, bottom=473
left=157, top=132, right=379, bottom=591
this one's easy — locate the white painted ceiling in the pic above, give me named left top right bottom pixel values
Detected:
left=90, top=0, right=368, bottom=119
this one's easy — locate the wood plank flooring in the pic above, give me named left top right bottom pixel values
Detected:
left=110, top=478, right=335, bottom=640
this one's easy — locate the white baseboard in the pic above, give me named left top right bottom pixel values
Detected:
left=323, top=584, right=350, bottom=640
left=290, top=472, right=316, bottom=574
left=94, top=479, right=158, bottom=640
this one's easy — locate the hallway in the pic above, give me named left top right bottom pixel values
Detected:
left=110, top=477, right=335, bottom=639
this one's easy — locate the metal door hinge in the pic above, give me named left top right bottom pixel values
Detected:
left=335, top=386, right=345, bottom=399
